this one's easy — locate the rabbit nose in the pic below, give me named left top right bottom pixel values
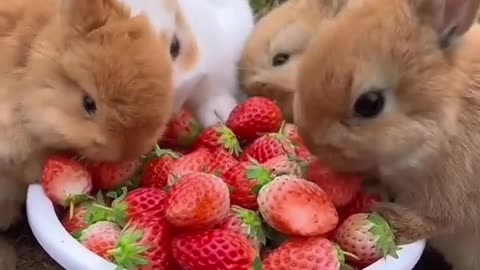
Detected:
left=255, top=81, right=268, bottom=89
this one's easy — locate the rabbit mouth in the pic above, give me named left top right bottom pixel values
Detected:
left=308, top=144, right=376, bottom=174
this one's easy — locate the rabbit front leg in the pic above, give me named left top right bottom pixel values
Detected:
left=187, top=74, right=239, bottom=128
left=0, top=178, right=25, bottom=231
left=371, top=202, right=438, bottom=245
left=0, top=237, right=16, bottom=270
left=0, top=179, right=23, bottom=270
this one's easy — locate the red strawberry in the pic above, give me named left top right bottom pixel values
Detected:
left=257, top=175, right=338, bottom=236
left=172, top=229, right=258, bottom=270
left=42, top=155, right=92, bottom=207
left=296, top=145, right=313, bottom=162
left=165, top=172, right=230, bottom=230
left=226, top=97, right=282, bottom=143
left=222, top=160, right=274, bottom=210
left=305, top=158, right=362, bottom=207
left=216, top=205, right=266, bottom=251
left=167, top=147, right=215, bottom=186
left=334, top=213, right=399, bottom=267
left=160, top=107, right=201, bottom=149
left=261, top=154, right=306, bottom=178
left=193, top=124, right=242, bottom=157
left=86, top=160, right=141, bottom=190
left=337, top=192, right=383, bottom=223
left=241, top=130, right=297, bottom=163
left=79, top=221, right=121, bottom=262
left=62, top=202, right=92, bottom=235
left=117, top=187, right=167, bottom=222
left=262, top=237, right=346, bottom=270
left=141, top=147, right=181, bottom=189
left=210, top=147, right=239, bottom=176
left=112, top=216, right=180, bottom=270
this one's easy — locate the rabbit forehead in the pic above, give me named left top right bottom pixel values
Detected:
left=121, top=0, right=175, bottom=33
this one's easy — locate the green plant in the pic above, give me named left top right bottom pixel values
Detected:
left=249, top=0, right=284, bottom=17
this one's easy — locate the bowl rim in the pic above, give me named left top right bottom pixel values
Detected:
left=26, top=183, right=426, bottom=270
left=27, top=184, right=117, bottom=270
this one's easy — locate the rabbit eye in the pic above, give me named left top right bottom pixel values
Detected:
left=83, top=95, right=96, bottom=116
left=272, top=53, right=290, bottom=66
left=353, top=90, right=385, bottom=118
left=170, top=35, right=181, bottom=59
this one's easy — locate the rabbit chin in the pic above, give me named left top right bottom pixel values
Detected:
left=314, top=151, right=376, bottom=174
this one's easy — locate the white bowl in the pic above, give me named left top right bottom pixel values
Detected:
left=27, top=184, right=426, bottom=270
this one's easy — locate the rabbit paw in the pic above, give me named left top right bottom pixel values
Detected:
left=195, top=95, right=238, bottom=127
left=0, top=238, right=16, bottom=270
left=371, top=202, right=432, bottom=245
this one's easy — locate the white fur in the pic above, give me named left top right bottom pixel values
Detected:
left=121, top=0, right=255, bottom=127
left=121, top=0, right=175, bottom=33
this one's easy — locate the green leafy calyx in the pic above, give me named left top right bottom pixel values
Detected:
left=368, top=213, right=401, bottom=259
left=233, top=206, right=267, bottom=246
left=110, top=225, right=149, bottom=270
left=246, top=165, right=274, bottom=195
left=216, top=125, right=242, bottom=157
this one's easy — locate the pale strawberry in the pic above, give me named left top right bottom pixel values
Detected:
left=42, top=155, right=92, bottom=207
left=141, top=147, right=181, bottom=189
left=172, top=229, right=258, bottom=270
left=261, top=154, right=306, bottom=178
left=165, top=172, right=230, bottom=230
left=334, top=213, right=399, bottom=266
left=193, top=124, right=242, bottom=157
left=216, top=205, right=266, bottom=251
left=62, top=202, right=92, bottom=235
left=86, top=160, right=141, bottom=190
left=257, top=175, right=338, bottom=236
left=222, top=160, right=275, bottom=210
left=79, top=221, right=121, bottom=262
left=262, top=237, right=346, bottom=270
left=64, top=194, right=122, bottom=235
left=241, top=130, right=297, bottom=163
left=305, top=158, right=362, bottom=207
left=160, top=107, right=201, bottom=149
left=167, top=147, right=216, bottom=186
left=226, top=96, right=283, bottom=143
left=111, top=216, right=180, bottom=270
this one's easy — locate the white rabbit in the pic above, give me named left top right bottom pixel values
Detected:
left=123, top=0, right=255, bottom=127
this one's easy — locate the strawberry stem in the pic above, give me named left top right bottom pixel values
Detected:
left=233, top=206, right=267, bottom=246
left=252, top=257, right=263, bottom=270
left=277, top=121, right=286, bottom=135
left=216, top=125, right=242, bottom=157
left=110, top=225, right=150, bottom=269
left=246, top=165, right=274, bottom=195
left=368, top=213, right=401, bottom=259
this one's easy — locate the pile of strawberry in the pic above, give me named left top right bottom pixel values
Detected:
left=41, top=97, right=400, bottom=270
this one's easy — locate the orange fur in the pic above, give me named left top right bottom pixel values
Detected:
left=239, top=0, right=348, bottom=122
left=294, top=0, right=480, bottom=269
left=0, top=0, right=174, bottom=267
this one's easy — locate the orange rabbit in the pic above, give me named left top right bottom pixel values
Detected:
left=0, top=0, right=174, bottom=267
left=239, top=0, right=347, bottom=122
left=294, top=0, right=480, bottom=269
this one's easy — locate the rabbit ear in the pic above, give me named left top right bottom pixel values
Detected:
left=412, top=0, right=480, bottom=47
left=61, top=0, right=125, bottom=34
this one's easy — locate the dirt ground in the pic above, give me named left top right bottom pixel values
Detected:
left=8, top=220, right=62, bottom=270
left=9, top=218, right=450, bottom=270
